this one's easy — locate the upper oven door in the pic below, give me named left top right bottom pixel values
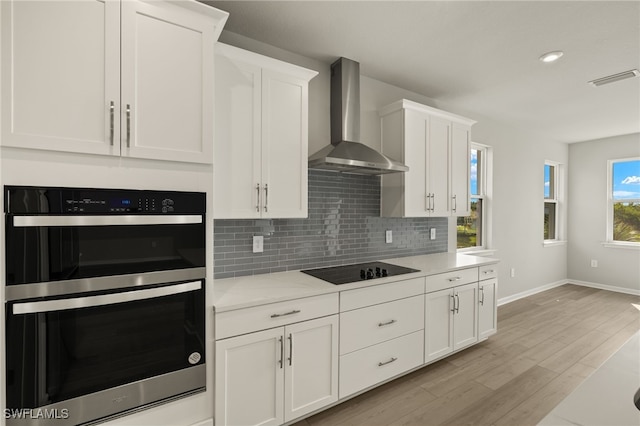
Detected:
left=4, top=186, right=206, bottom=301
left=5, top=215, right=205, bottom=299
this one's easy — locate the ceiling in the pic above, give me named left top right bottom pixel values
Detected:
left=206, top=1, right=640, bottom=144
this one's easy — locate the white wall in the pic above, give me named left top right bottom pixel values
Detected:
left=219, top=31, right=570, bottom=301
left=568, top=133, right=640, bottom=294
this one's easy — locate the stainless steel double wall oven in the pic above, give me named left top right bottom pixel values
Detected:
left=4, top=186, right=207, bottom=425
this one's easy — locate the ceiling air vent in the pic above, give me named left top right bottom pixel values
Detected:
left=588, top=69, right=640, bottom=87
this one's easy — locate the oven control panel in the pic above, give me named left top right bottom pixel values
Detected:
left=5, top=186, right=206, bottom=214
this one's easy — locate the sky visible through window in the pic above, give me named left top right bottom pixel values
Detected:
left=613, top=159, right=640, bottom=200
left=470, top=149, right=478, bottom=195
left=544, top=164, right=552, bottom=198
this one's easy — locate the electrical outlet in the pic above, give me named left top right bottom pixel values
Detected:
left=430, top=228, right=436, bottom=240
left=510, top=268, right=516, bottom=278
left=385, top=230, right=393, bottom=244
left=252, top=235, right=263, bottom=253
left=591, top=259, right=598, bottom=268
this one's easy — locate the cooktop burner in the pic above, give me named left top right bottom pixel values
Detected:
left=301, top=261, right=419, bottom=285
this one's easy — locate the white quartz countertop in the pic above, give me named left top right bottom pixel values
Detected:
left=213, top=252, right=498, bottom=312
left=538, top=330, right=640, bottom=426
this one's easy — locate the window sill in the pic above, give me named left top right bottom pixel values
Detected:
left=543, top=240, right=567, bottom=247
left=602, top=241, right=640, bottom=250
left=459, top=249, right=498, bottom=257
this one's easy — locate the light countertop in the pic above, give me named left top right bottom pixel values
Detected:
left=213, top=252, right=498, bottom=312
left=538, top=330, right=640, bottom=426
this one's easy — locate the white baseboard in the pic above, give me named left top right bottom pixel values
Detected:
left=497, top=279, right=567, bottom=306
left=568, top=279, right=640, bottom=296
left=498, top=279, right=640, bottom=306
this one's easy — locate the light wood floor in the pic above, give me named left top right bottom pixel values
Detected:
left=294, top=284, right=640, bottom=426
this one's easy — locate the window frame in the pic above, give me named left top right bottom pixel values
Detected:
left=605, top=157, right=640, bottom=249
left=543, top=160, right=565, bottom=246
left=457, top=142, right=491, bottom=253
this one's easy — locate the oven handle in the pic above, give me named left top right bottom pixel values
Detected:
left=12, top=215, right=202, bottom=227
left=12, top=281, right=202, bottom=315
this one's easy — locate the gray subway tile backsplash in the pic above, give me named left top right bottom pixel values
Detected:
left=214, top=170, right=448, bottom=279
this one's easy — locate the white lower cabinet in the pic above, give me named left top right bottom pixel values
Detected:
left=215, top=315, right=338, bottom=426
left=478, top=278, right=498, bottom=339
left=425, top=282, right=478, bottom=363
left=339, top=330, right=424, bottom=398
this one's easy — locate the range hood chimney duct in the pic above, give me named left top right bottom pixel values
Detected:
left=308, top=57, right=408, bottom=175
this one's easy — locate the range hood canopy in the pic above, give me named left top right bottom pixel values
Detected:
left=308, top=57, right=408, bottom=175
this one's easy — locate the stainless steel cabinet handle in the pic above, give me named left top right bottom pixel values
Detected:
left=452, top=195, right=457, bottom=212
left=378, top=319, right=397, bottom=327
left=109, top=101, right=115, bottom=145
left=270, top=309, right=301, bottom=318
left=288, top=334, right=293, bottom=366
left=279, top=336, right=284, bottom=369
left=264, top=184, right=268, bottom=213
left=13, top=281, right=201, bottom=315
left=431, top=193, right=435, bottom=212
left=378, top=357, right=398, bottom=367
left=479, top=286, right=485, bottom=306
left=126, top=104, right=131, bottom=147
left=256, top=183, right=261, bottom=212
left=447, top=276, right=462, bottom=282
left=483, top=270, right=495, bottom=275
left=455, top=294, right=460, bottom=313
left=450, top=294, right=456, bottom=313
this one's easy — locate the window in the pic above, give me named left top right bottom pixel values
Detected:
left=544, top=162, right=558, bottom=240
left=457, top=143, right=490, bottom=250
left=607, top=158, right=640, bottom=245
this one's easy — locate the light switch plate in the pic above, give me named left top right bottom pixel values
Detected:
left=430, top=228, right=436, bottom=240
left=252, top=235, right=264, bottom=253
left=385, top=230, right=392, bottom=244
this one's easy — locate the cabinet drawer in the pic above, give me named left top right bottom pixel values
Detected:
left=216, top=293, right=339, bottom=339
left=340, top=277, right=424, bottom=312
left=479, top=264, right=498, bottom=281
left=339, top=330, right=424, bottom=398
left=425, top=267, right=478, bottom=293
left=340, top=295, right=424, bottom=355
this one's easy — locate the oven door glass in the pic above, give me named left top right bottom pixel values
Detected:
left=5, top=281, right=205, bottom=409
left=5, top=217, right=205, bottom=286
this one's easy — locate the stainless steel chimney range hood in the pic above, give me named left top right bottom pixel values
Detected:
left=308, top=57, right=408, bottom=175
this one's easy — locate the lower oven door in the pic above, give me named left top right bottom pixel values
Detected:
left=5, top=280, right=205, bottom=426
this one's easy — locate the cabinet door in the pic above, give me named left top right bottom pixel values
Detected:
left=284, top=316, right=339, bottom=422
left=121, top=1, right=215, bottom=163
left=424, top=288, right=454, bottom=363
left=214, top=53, right=263, bottom=219
left=403, top=110, right=429, bottom=217
left=453, top=282, right=479, bottom=350
left=215, top=328, right=284, bottom=426
left=478, top=279, right=498, bottom=339
left=261, top=69, right=309, bottom=218
left=451, top=123, right=471, bottom=216
left=427, top=116, right=451, bottom=216
left=1, top=0, right=120, bottom=155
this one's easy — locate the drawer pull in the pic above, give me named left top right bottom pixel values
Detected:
left=483, top=270, right=495, bottom=274
left=378, top=319, right=397, bottom=327
left=448, top=276, right=462, bottom=282
left=378, top=357, right=398, bottom=367
left=270, top=309, right=301, bottom=318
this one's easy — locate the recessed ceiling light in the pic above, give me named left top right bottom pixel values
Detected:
left=588, top=69, right=640, bottom=87
left=539, top=51, right=564, bottom=63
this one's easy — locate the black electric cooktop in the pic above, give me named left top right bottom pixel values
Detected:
left=301, top=261, right=420, bottom=285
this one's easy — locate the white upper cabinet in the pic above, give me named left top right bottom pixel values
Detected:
left=1, top=0, right=228, bottom=163
left=379, top=99, right=475, bottom=217
left=214, top=43, right=318, bottom=219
